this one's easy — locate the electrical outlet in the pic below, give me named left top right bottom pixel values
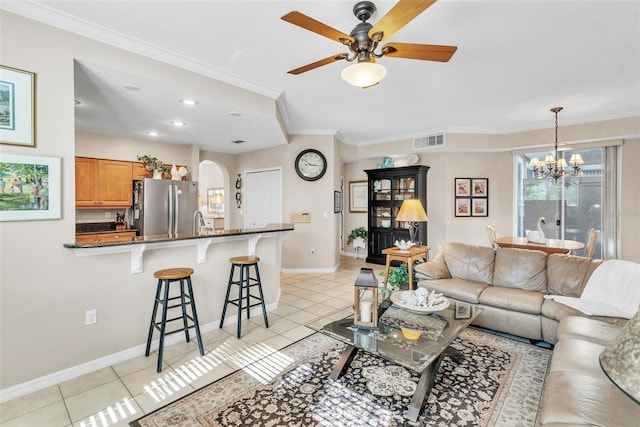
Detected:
left=105, top=211, right=111, bottom=219
left=85, top=309, right=97, bottom=325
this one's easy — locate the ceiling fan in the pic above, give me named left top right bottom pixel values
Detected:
left=281, top=0, right=457, bottom=88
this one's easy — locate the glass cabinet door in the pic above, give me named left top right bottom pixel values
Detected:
left=372, top=179, right=392, bottom=201
left=371, top=206, right=392, bottom=229
left=393, top=176, right=415, bottom=201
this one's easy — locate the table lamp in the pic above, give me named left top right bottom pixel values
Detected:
left=599, top=310, right=640, bottom=404
left=396, top=199, right=428, bottom=244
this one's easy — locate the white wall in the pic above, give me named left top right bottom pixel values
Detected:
left=0, top=11, right=283, bottom=394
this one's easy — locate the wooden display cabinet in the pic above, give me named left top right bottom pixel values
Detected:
left=364, top=165, right=429, bottom=265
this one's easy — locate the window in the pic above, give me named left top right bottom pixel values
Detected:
left=516, top=146, right=620, bottom=259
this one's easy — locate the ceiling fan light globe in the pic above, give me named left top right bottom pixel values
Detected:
left=341, top=62, right=387, bottom=88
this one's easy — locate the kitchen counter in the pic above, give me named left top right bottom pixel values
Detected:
left=64, top=223, right=294, bottom=273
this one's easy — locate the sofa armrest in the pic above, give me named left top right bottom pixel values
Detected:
left=415, top=247, right=451, bottom=280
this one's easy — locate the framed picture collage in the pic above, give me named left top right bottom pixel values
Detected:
left=454, top=178, right=489, bottom=217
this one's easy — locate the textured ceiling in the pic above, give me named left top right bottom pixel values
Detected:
left=3, top=1, right=640, bottom=154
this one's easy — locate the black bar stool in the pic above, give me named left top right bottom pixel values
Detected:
left=145, top=267, right=204, bottom=372
left=219, top=256, right=269, bottom=338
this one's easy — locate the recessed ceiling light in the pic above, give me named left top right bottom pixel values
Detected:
left=180, top=99, right=199, bottom=106
left=170, top=121, right=187, bottom=127
left=122, top=83, right=140, bottom=91
left=229, top=111, right=241, bottom=116
left=146, top=131, right=159, bottom=136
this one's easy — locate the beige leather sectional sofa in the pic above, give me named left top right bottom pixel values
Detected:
left=415, top=242, right=640, bottom=426
left=414, top=242, right=627, bottom=344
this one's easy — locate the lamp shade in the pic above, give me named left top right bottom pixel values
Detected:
left=341, top=61, right=387, bottom=88
left=212, top=193, right=224, bottom=204
left=570, top=153, right=584, bottom=166
left=396, top=199, right=428, bottom=222
left=599, top=310, right=640, bottom=404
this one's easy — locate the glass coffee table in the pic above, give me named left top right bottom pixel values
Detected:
left=307, top=299, right=482, bottom=422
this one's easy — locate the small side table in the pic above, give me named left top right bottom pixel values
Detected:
left=382, top=246, right=430, bottom=290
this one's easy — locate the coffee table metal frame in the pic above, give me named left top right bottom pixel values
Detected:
left=308, top=301, right=482, bottom=422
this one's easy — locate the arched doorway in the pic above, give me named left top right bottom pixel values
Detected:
left=199, top=160, right=227, bottom=230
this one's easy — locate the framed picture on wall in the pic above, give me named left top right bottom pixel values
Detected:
left=455, top=198, right=471, bottom=217
left=472, top=179, right=488, bottom=197
left=349, top=181, right=368, bottom=213
left=0, top=153, right=61, bottom=221
left=472, top=198, right=488, bottom=217
left=0, top=65, right=36, bottom=147
left=334, top=191, right=341, bottom=213
left=455, top=178, right=470, bottom=197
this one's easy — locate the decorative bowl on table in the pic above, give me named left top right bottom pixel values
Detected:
left=394, top=240, right=415, bottom=250
left=390, top=288, right=449, bottom=313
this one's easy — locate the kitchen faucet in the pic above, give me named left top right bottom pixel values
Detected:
left=193, top=210, right=204, bottom=234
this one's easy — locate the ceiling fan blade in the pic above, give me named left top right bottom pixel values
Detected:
left=382, top=42, right=457, bottom=62
left=369, top=0, right=438, bottom=42
left=282, top=11, right=354, bottom=44
left=287, top=53, right=349, bottom=75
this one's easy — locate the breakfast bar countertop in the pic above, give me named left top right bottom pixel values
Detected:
left=64, top=223, right=295, bottom=248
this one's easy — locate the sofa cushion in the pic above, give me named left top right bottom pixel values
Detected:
left=478, top=286, right=544, bottom=314
left=493, top=248, right=548, bottom=291
left=418, top=278, right=487, bottom=304
left=547, top=254, right=603, bottom=297
left=414, top=247, right=451, bottom=280
left=556, top=315, right=623, bottom=346
left=549, top=338, right=606, bottom=376
left=541, top=370, right=640, bottom=427
left=442, top=243, right=495, bottom=285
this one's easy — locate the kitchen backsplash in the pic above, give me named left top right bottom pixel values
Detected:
left=76, top=208, right=131, bottom=224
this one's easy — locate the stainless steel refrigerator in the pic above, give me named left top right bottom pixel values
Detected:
left=132, top=179, right=199, bottom=236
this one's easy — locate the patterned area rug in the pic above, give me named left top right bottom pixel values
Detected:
left=131, top=328, right=551, bottom=427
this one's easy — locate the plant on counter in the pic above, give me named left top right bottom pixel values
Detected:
left=346, top=226, right=368, bottom=245
left=137, top=155, right=165, bottom=172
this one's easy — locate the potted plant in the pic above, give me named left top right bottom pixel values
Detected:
left=346, top=226, right=368, bottom=245
left=379, top=259, right=425, bottom=297
left=137, top=155, right=165, bottom=178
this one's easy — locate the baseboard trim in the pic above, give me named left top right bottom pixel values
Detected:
left=0, top=302, right=278, bottom=404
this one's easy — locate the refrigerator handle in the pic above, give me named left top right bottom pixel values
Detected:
left=173, top=183, right=179, bottom=234
left=168, top=184, right=174, bottom=235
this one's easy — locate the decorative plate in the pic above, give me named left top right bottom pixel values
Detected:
left=406, top=153, right=420, bottom=166
left=390, top=292, right=450, bottom=313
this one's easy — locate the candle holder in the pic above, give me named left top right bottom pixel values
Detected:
left=353, top=268, right=379, bottom=329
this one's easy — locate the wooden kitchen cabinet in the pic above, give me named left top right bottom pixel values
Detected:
left=75, top=231, right=136, bottom=244
left=75, top=157, right=132, bottom=208
left=132, top=162, right=151, bottom=180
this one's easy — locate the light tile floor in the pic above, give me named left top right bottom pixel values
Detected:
left=0, top=256, right=383, bottom=427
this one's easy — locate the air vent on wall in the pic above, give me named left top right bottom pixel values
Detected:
left=413, top=134, right=445, bottom=150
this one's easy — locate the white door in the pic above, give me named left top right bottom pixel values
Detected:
left=245, top=168, right=282, bottom=228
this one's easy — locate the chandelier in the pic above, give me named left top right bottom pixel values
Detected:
left=529, top=107, right=584, bottom=180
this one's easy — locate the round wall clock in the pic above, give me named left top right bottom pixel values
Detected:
left=295, top=149, right=327, bottom=181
